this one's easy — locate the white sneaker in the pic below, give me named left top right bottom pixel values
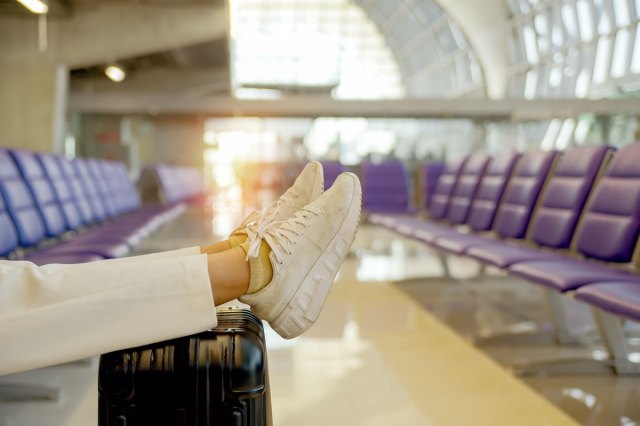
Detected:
left=230, top=161, right=324, bottom=251
left=239, top=173, right=362, bottom=339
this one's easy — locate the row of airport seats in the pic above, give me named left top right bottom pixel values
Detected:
left=321, top=161, right=421, bottom=214
left=0, top=149, right=199, bottom=265
left=366, top=143, right=640, bottom=374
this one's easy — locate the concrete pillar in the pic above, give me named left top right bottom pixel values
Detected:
left=0, top=63, right=69, bottom=152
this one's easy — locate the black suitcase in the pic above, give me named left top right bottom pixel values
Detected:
left=98, top=307, right=272, bottom=426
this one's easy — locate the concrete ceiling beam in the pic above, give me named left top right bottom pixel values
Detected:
left=0, top=2, right=227, bottom=68
left=71, top=67, right=230, bottom=94
left=68, top=94, right=640, bottom=120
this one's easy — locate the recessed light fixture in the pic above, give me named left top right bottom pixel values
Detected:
left=16, top=0, right=48, bottom=14
left=105, top=65, right=126, bottom=83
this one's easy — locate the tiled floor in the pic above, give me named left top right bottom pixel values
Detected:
left=1, top=209, right=637, bottom=425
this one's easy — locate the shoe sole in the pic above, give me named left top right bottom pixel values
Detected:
left=269, top=173, right=362, bottom=339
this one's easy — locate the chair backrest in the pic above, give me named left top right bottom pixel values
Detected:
left=574, top=142, right=640, bottom=262
left=111, top=162, right=142, bottom=213
left=37, top=153, right=83, bottom=230
left=86, top=159, right=118, bottom=218
left=467, top=152, right=521, bottom=232
left=98, top=160, right=129, bottom=216
left=57, top=156, right=96, bottom=225
left=9, top=150, right=67, bottom=238
left=493, top=150, right=558, bottom=239
left=447, top=154, right=491, bottom=225
left=418, top=162, right=446, bottom=209
left=428, top=156, right=468, bottom=220
left=0, top=150, right=46, bottom=247
left=529, top=145, right=612, bottom=249
left=73, top=158, right=109, bottom=222
left=361, top=162, right=411, bottom=213
left=321, top=161, right=346, bottom=189
left=0, top=190, right=19, bottom=257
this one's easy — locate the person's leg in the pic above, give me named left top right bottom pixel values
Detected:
left=207, top=247, right=250, bottom=305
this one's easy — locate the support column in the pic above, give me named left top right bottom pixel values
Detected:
left=0, top=63, right=69, bottom=153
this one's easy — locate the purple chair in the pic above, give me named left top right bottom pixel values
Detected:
left=74, top=159, right=110, bottom=223
left=11, top=151, right=132, bottom=258
left=10, top=150, right=68, bottom=238
left=389, top=153, right=520, bottom=246
left=390, top=155, right=485, bottom=241
left=572, top=278, right=640, bottom=374
left=0, top=150, right=48, bottom=247
left=0, top=150, right=108, bottom=264
left=465, top=152, right=522, bottom=233
left=0, top=191, right=19, bottom=258
left=369, top=161, right=447, bottom=229
left=447, top=155, right=491, bottom=225
left=434, top=150, right=558, bottom=255
left=321, top=161, right=346, bottom=189
left=576, top=281, right=640, bottom=323
left=508, top=142, right=640, bottom=293
left=87, top=159, right=121, bottom=218
left=361, top=162, right=414, bottom=214
left=467, top=145, right=613, bottom=268
left=57, top=156, right=98, bottom=225
left=420, top=162, right=446, bottom=210
left=37, top=153, right=84, bottom=230
left=427, top=156, right=468, bottom=221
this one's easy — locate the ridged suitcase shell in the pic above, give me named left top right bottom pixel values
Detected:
left=98, top=307, right=271, bottom=426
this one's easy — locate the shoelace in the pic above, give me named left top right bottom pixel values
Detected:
left=244, top=206, right=321, bottom=264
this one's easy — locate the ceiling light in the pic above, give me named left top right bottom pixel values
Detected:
left=105, top=65, right=126, bottom=83
left=16, top=0, right=48, bottom=14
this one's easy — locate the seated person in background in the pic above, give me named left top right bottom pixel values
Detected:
left=0, top=162, right=361, bottom=376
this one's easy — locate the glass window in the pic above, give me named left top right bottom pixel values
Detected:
left=613, top=0, right=631, bottom=26
left=541, top=119, right=563, bottom=150
left=229, top=0, right=404, bottom=99
left=524, top=69, right=539, bottom=99
left=595, top=0, right=613, bottom=35
left=535, top=13, right=550, bottom=54
left=577, top=0, right=595, bottom=42
left=523, top=24, right=540, bottom=62
left=575, top=68, right=592, bottom=97
left=562, top=2, right=579, bottom=41
left=631, top=23, right=640, bottom=72
left=611, top=28, right=630, bottom=77
left=592, top=35, right=613, bottom=83
left=555, top=118, right=576, bottom=149
left=574, top=118, right=593, bottom=144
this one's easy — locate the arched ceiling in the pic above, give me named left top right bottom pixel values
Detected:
left=354, top=0, right=510, bottom=99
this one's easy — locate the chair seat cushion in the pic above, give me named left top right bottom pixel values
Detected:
left=72, top=226, right=147, bottom=246
left=466, top=242, right=561, bottom=268
left=508, top=259, right=638, bottom=292
left=575, top=281, right=640, bottom=322
left=365, top=205, right=417, bottom=214
left=389, top=218, right=454, bottom=243
left=26, top=252, right=103, bottom=265
left=369, top=213, right=412, bottom=229
left=433, top=233, right=494, bottom=254
left=41, top=239, right=130, bottom=259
